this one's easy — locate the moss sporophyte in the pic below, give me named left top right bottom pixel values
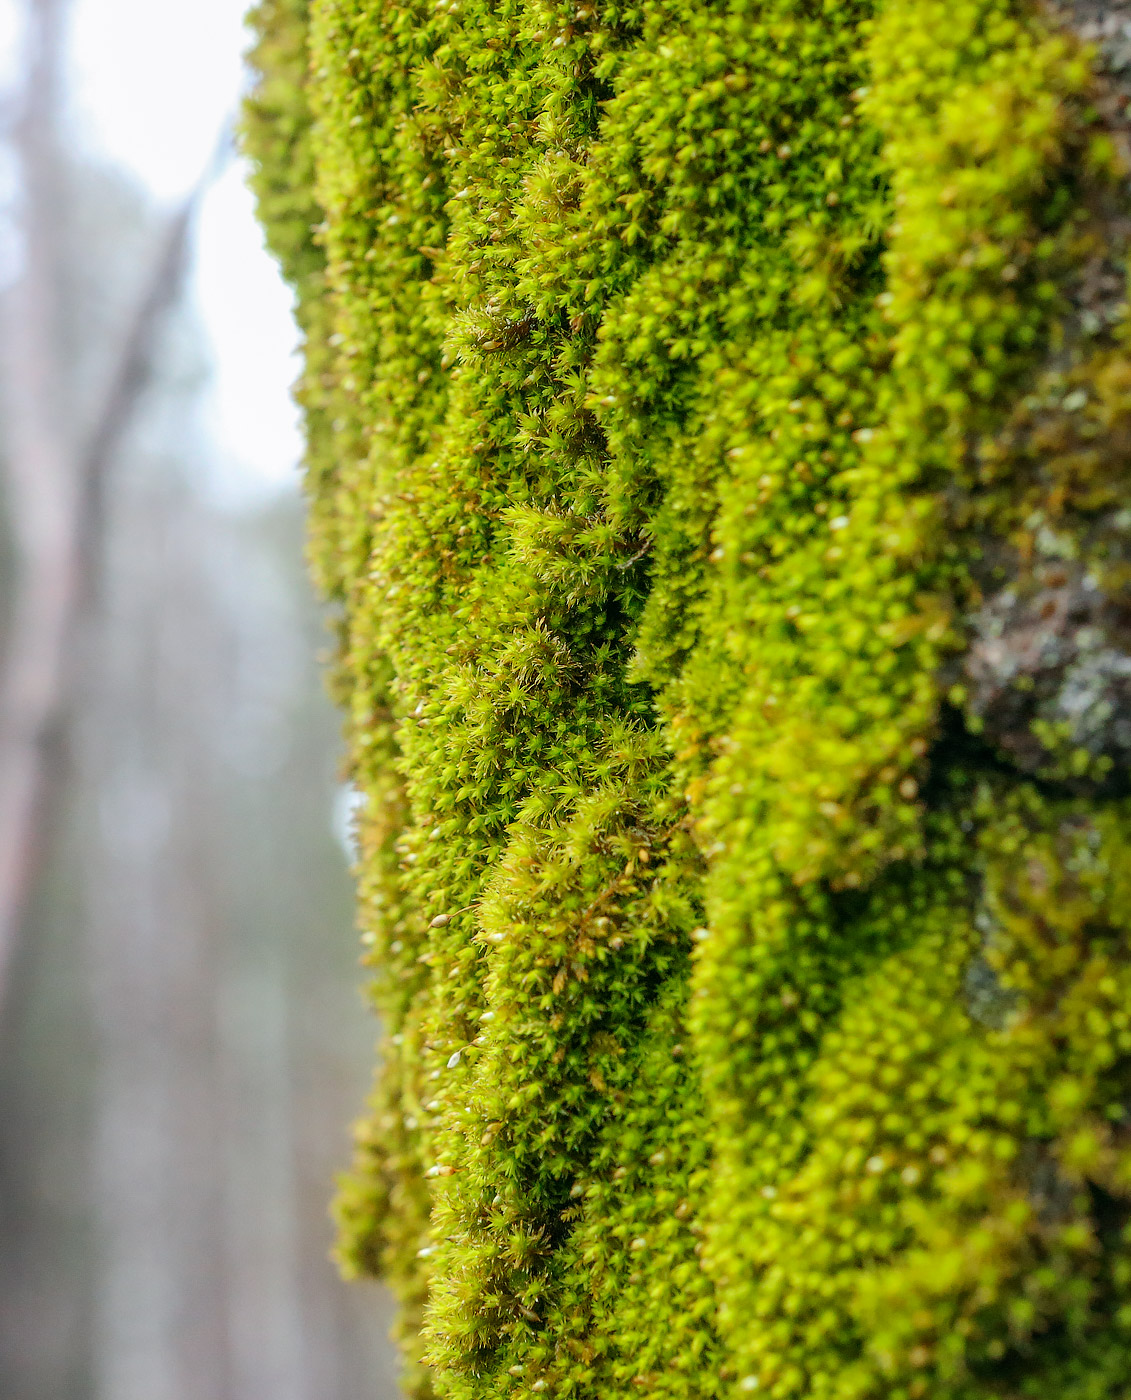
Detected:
left=244, top=0, right=1131, bottom=1395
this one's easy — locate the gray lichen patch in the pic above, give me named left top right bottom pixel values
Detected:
left=963, top=951, right=1023, bottom=1030
left=952, top=331, right=1131, bottom=782
left=964, top=557, right=1131, bottom=774
left=937, top=10, right=1131, bottom=786
left=1016, top=1139, right=1082, bottom=1228
left=1052, top=1, right=1131, bottom=110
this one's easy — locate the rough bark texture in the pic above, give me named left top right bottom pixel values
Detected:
left=246, top=1, right=1131, bottom=1396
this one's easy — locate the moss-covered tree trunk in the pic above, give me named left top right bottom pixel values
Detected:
left=245, top=2, right=1131, bottom=1395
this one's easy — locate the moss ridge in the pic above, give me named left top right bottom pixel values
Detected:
left=243, top=0, right=1131, bottom=1395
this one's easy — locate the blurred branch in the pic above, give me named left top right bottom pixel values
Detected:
left=77, top=131, right=231, bottom=600
left=0, top=0, right=231, bottom=1011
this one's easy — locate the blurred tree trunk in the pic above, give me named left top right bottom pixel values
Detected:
left=0, top=0, right=197, bottom=1011
left=0, top=0, right=75, bottom=1004
left=0, top=1, right=402, bottom=1395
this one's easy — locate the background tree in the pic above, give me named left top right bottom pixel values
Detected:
left=0, top=3, right=398, bottom=1396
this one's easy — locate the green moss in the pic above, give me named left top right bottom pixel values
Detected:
left=243, top=0, right=1131, bottom=1395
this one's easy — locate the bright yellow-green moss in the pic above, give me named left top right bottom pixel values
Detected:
left=243, top=0, right=1131, bottom=1395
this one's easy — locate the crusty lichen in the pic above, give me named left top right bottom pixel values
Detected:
left=243, top=0, right=1131, bottom=1395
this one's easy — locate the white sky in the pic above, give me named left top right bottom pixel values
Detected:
left=0, top=0, right=19, bottom=93
left=62, top=0, right=306, bottom=506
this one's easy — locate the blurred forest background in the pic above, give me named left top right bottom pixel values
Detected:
left=0, top=1, right=398, bottom=1398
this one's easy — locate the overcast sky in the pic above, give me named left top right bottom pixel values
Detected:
left=2, top=0, right=307, bottom=505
